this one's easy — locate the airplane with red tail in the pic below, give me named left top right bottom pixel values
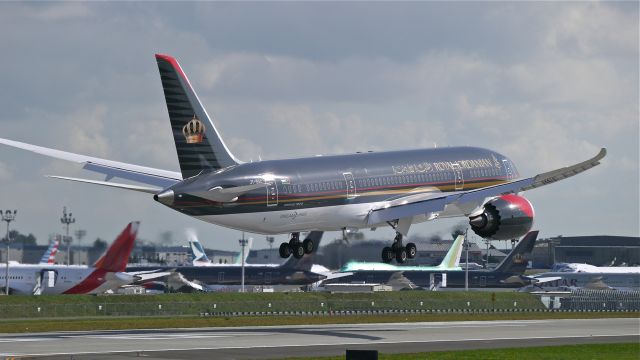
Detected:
left=1, top=222, right=163, bottom=295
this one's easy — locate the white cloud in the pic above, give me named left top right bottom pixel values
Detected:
left=544, top=2, right=638, bottom=57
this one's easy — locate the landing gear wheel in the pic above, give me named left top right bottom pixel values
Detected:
left=382, top=247, right=394, bottom=263
left=292, top=244, right=305, bottom=259
left=391, top=242, right=400, bottom=252
left=406, top=242, right=417, bottom=259
left=302, top=238, right=314, bottom=254
left=396, top=248, right=408, bottom=263
left=279, top=243, right=291, bottom=258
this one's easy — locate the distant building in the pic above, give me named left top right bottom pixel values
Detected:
left=528, top=235, right=639, bottom=268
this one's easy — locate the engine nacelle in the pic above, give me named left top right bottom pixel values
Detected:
left=469, top=194, right=534, bottom=240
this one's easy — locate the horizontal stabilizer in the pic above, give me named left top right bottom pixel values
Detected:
left=47, top=175, right=162, bottom=194
left=0, top=137, right=181, bottom=187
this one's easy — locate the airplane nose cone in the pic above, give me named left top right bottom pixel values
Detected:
left=154, top=190, right=174, bottom=205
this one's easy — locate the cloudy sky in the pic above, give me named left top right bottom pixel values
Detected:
left=0, top=2, right=637, bottom=251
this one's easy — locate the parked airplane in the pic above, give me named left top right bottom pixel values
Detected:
left=550, top=263, right=640, bottom=274
left=0, top=54, right=605, bottom=264
left=514, top=268, right=640, bottom=291
left=0, top=222, right=162, bottom=295
left=339, top=234, right=465, bottom=272
left=324, top=231, right=539, bottom=289
left=187, top=229, right=252, bottom=266
left=127, top=231, right=326, bottom=292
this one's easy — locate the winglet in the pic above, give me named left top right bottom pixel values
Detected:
left=93, top=222, right=140, bottom=272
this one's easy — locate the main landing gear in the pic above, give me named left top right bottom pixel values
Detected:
left=279, top=232, right=315, bottom=259
left=381, top=233, right=417, bottom=264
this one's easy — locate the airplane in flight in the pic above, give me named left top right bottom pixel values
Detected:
left=0, top=54, right=606, bottom=264
left=0, top=222, right=163, bottom=295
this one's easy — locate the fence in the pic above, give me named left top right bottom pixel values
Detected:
left=560, top=289, right=640, bottom=311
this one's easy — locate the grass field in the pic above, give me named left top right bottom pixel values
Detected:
left=285, top=343, right=640, bottom=360
left=0, top=311, right=636, bottom=333
left=0, top=291, right=546, bottom=319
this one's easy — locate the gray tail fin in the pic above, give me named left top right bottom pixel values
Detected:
left=281, top=232, right=324, bottom=271
left=493, top=231, right=538, bottom=274
left=155, top=54, right=240, bottom=178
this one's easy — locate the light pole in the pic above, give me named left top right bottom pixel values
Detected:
left=239, top=233, right=248, bottom=293
left=464, top=228, right=469, bottom=292
left=2, top=209, right=17, bottom=295
left=60, top=207, right=75, bottom=266
left=266, top=236, right=275, bottom=262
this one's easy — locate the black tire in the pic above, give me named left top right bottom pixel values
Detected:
left=396, top=248, right=407, bottom=263
left=406, top=242, right=417, bottom=259
left=302, top=238, right=314, bottom=254
left=382, top=247, right=394, bottom=263
left=279, top=242, right=291, bottom=258
left=292, top=244, right=305, bottom=259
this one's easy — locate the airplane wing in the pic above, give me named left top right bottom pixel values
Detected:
left=0, top=138, right=181, bottom=188
left=367, top=148, right=606, bottom=226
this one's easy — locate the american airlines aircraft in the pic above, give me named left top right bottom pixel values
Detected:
left=0, top=54, right=606, bottom=264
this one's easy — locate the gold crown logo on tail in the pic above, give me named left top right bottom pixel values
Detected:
left=183, top=116, right=206, bottom=144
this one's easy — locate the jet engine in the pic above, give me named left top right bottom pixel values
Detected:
left=468, top=194, right=534, bottom=240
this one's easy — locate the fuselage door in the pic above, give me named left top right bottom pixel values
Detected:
left=502, top=159, right=514, bottom=180
left=266, top=181, right=278, bottom=207
left=452, top=163, right=464, bottom=190
left=343, top=172, right=357, bottom=199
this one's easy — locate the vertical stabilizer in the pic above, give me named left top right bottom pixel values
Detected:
left=155, top=54, right=240, bottom=178
left=186, top=229, right=211, bottom=265
left=493, top=231, right=538, bottom=274
left=93, top=222, right=139, bottom=272
left=437, top=235, right=465, bottom=269
left=39, top=236, right=60, bottom=264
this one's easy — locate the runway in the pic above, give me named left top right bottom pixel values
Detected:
left=1, top=318, right=637, bottom=359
